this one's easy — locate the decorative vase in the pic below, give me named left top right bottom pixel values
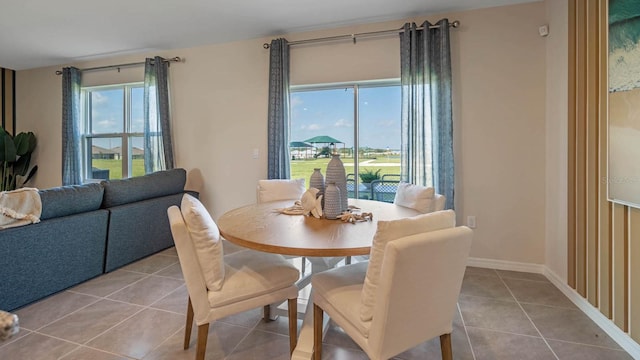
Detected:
left=309, top=168, right=325, bottom=198
left=325, top=154, right=348, bottom=212
left=323, top=182, right=341, bottom=219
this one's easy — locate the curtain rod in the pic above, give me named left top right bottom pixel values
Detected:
left=262, top=20, right=460, bottom=49
left=54, top=56, right=182, bottom=75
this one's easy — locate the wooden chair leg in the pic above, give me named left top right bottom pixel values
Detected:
left=440, top=333, right=452, bottom=360
left=288, top=298, right=298, bottom=354
left=196, top=323, right=209, bottom=360
left=313, top=304, right=323, bottom=360
left=263, top=305, right=272, bottom=321
left=184, top=297, right=194, bottom=349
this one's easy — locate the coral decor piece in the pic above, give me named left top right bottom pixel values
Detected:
left=0, top=310, right=19, bottom=341
left=339, top=212, right=373, bottom=224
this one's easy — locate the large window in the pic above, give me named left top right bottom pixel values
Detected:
left=290, top=81, right=401, bottom=201
left=81, top=84, right=145, bottom=181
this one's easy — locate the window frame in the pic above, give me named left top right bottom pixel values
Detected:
left=290, top=79, right=401, bottom=199
left=80, top=82, right=144, bottom=182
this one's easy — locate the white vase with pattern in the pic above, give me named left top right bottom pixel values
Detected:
left=310, top=168, right=325, bottom=198
left=325, top=154, right=348, bottom=212
left=323, top=182, right=341, bottom=219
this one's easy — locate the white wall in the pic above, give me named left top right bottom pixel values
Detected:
left=544, top=0, right=569, bottom=281
left=17, top=1, right=548, bottom=264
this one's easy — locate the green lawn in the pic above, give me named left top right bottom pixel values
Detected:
left=92, top=159, right=145, bottom=179
left=290, top=156, right=401, bottom=182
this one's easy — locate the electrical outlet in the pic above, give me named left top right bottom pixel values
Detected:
left=252, top=148, right=259, bottom=159
left=467, top=215, right=476, bottom=229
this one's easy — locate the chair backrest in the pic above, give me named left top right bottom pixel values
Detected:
left=434, top=193, right=446, bottom=211
left=167, top=205, right=211, bottom=323
left=256, top=179, right=306, bottom=203
left=368, top=226, right=472, bottom=359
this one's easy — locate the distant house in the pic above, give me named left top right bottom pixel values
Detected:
left=111, top=146, right=144, bottom=159
left=91, top=145, right=119, bottom=159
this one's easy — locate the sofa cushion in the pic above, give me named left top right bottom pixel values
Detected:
left=360, top=210, right=456, bottom=322
left=39, top=183, right=104, bottom=220
left=181, top=194, right=225, bottom=291
left=101, top=168, right=186, bottom=208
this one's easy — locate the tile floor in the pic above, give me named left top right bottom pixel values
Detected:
left=0, top=246, right=634, bottom=360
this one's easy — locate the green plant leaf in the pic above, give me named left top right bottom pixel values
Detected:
left=13, top=153, right=31, bottom=176
left=14, top=132, right=36, bottom=156
left=0, top=129, right=17, bottom=163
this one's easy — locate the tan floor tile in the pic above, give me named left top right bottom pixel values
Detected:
left=321, top=343, right=369, bottom=359
left=224, top=329, right=292, bottom=360
left=394, top=320, right=474, bottom=360
left=496, top=269, right=549, bottom=282
left=522, top=304, right=621, bottom=349
left=467, top=327, right=555, bottom=360
left=465, top=266, right=499, bottom=277
left=0, top=332, right=78, bottom=360
left=503, top=278, right=575, bottom=308
left=60, top=346, right=132, bottom=360
left=15, top=291, right=98, bottom=330
left=253, top=314, right=302, bottom=336
left=323, top=322, right=363, bottom=351
left=217, top=307, right=263, bottom=328
left=87, top=308, right=184, bottom=359
left=39, top=299, right=143, bottom=344
left=155, top=262, right=184, bottom=280
left=71, top=270, right=148, bottom=297
left=143, top=321, right=251, bottom=359
left=158, top=247, right=178, bottom=257
left=460, top=273, right=515, bottom=301
left=459, top=295, right=538, bottom=336
left=107, top=275, right=183, bottom=306
left=547, top=339, right=634, bottom=360
left=121, top=254, right=179, bottom=274
left=150, top=284, right=189, bottom=314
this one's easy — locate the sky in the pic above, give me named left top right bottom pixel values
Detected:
left=88, top=86, right=144, bottom=149
left=290, top=85, right=401, bottom=150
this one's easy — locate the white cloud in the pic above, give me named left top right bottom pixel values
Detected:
left=308, top=124, right=321, bottom=130
left=291, top=96, right=303, bottom=108
left=91, top=92, right=109, bottom=104
left=97, top=119, right=117, bottom=129
left=334, top=118, right=352, bottom=128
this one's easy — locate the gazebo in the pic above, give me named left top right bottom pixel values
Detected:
left=303, top=135, right=346, bottom=157
left=289, top=141, right=314, bottom=159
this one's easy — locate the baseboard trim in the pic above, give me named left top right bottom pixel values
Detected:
left=467, top=257, right=546, bottom=274
left=467, top=257, right=640, bottom=359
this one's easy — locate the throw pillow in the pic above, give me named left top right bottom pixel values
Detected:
left=360, top=210, right=456, bottom=321
left=180, top=194, right=225, bottom=291
left=257, top=179, right=306, bottom=203
left=393, top=182, right=436, bottom=213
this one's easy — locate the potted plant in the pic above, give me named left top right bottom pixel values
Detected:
left=0, top=128, right=38, bottom=191
left=359, top=168, right=381, bottom=188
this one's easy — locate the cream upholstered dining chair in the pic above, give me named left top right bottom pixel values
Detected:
left=167, top=194, right=300, bottom=360
left=312, top=210, right=472, bottom=360
left=393, top=181, right=446, bottom=213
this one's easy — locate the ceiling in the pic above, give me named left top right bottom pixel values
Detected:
left=0, top=0, right=537, bottom=71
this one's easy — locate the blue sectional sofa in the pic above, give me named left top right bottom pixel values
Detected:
left=0, top=168, right=192, bottom=311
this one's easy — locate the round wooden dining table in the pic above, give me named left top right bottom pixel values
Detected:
left=217, top=198, right=420, bottom=257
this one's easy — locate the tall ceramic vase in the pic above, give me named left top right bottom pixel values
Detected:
left=325, top=154, right=348, bottom=212
left=324, top=182, right=341, bottom=219
left=309, top=168, right=325, bottom=198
